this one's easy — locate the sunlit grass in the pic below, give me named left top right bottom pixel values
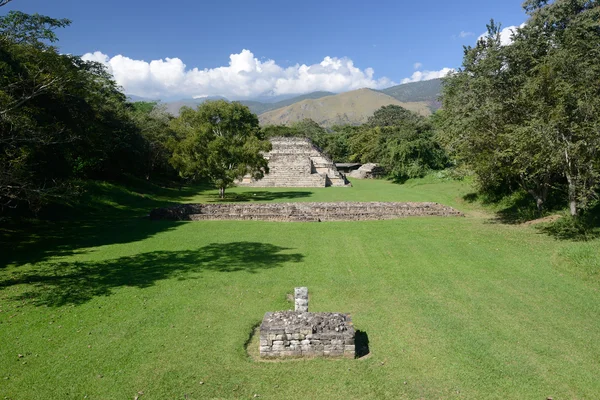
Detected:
left=1, top=177, right=599, bottom=399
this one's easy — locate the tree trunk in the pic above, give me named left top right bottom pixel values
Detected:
left=566, top=173, right=578, bottom=217
left=219, top=187, right=225, bottom=199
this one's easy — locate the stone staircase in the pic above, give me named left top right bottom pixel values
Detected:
left=238, top=137, right=350, bottom=188
left=150, top=202, right=464, bottom=222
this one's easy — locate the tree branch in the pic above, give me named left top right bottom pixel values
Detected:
left=0, top=0, right=13, bottom=7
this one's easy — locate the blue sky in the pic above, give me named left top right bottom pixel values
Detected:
left=2, top=0, right=528, bottom=100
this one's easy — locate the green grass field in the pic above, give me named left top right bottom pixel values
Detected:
left=1, top=178, right=599, bottom=399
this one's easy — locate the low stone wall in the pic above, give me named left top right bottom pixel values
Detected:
left=149, top=202, right=464, bottom=222
left=259, top=311, right=355, bottom=358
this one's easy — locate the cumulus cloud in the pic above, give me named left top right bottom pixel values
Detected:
left=413, top=62, right=423, bottom=70
left=478, top=23, right=526, bottom=46
left=401, top=68, right=455, bottom=84
left=81, top=49, right=395, bottom=100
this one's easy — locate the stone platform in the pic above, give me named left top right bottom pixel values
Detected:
left=149, top=202, right=463, bottom=222
left=259, top=311, right=355, bottom=358
left=237, top=137, right=350, bottom=187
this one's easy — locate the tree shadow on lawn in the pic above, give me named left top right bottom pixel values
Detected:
left=208, top=191, right=313, bottom=203
left=0, top=242, right=304, bottom=307
left=0, top=181, right=204, bottom=269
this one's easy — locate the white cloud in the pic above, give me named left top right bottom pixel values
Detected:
left=413, top=62, right=423, bottom=70
left=459, top=31, right=474, bottom=38
left=401, top=68, right=455, bottom=84
left=81, top=49, right=395, bottom=100
left=478, top=23, right=526, bottom=46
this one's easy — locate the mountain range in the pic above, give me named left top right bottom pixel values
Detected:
left=134, top=79, right=443, bottom=127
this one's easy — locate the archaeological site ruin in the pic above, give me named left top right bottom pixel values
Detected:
left=150, top=202, right=464, bottom=222
left=259, top=287, right=356, bottom=358
left=237, top=136, right=350, bottom=187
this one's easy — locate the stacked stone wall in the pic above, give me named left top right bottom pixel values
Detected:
left=259, top=311, right=355, bottom=358
left=149, top=202, right=464, bottom=222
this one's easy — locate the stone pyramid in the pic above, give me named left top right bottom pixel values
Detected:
left=238, top=137, right=350, bottom=187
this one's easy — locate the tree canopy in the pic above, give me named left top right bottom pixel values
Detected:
left=170, top=100, right=271, bottom=198
left=438, top=0, right=600, bottom=216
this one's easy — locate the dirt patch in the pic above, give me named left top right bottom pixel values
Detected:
left=521, top=215, right=561, bottom=226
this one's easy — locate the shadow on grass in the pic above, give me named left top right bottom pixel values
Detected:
left=0, top=242, right=304, bottom=307
left=355, top=330, right=370, bottom=359
left=0, top=179, right=206, bottom=268
left=209, top=191, right=313, bottom=203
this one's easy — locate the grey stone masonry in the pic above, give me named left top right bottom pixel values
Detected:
left=294, top=287, right=308, bottom=312
left=237, top=137, right=351, bottom=188
left=259, top=311, right=355, bottom=358
left=149, top=201, right=464, bottom=222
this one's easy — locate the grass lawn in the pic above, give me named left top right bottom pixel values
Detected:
left=1, top=177, right=599, bottom=399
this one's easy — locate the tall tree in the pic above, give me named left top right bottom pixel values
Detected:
left=439, top=1, right=600, bottom=216
left=0, top=11, right=145, bottom=212
left=170, top=101, right=271, bottom=198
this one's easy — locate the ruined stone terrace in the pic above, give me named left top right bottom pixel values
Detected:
left=149, top=202, right=464, bottom=222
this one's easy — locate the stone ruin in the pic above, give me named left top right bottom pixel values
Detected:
left=149, top=201, right=464, bottom=222
left=348, top=163, right=385, bottom=179
left=259, top=287, right=355, bottom=358
left=237, top=137, right=351, bottom=187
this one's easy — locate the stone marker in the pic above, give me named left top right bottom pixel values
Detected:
left=294, top=287, right=308, bottom=312
left=259, top=287, right=356, bottom=359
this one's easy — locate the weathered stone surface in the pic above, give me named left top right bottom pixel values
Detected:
left=295, top=287, right=309, bottom=312
left=259, top=310, right=355, bottom=359
left=237, top=137, right=351, bottom=188
left=150, top=201, right=464, bottom=222
left=348, top=163, right=385, bottom=179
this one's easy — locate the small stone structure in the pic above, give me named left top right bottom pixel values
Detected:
left=348, top=163, right=385, bottom=179
left=335, top=163, right=362, bottom=174
left=237, top=137, right=350, bottom=187
left=149, top=202, right=464, bottom=222
left=259, top=287, right=355, bottom=358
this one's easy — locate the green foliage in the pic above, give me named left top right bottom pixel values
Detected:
left=129, top=103, right=177, bottom=180
left=0, top=11, right=70, bottom=47
left=439, top=1, right=600, bottom=216
left=0, top=11, right=188, bottom=216
left=366, top=104, right=420, bottom=127
left=170, top=101, right=271, bottom=198
left=348, top=107, right=447, bottom=180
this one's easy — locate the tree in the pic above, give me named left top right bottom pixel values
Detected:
left=439, top=2, right=600, bottom=216
left=1, top=11, right=147, bottom=213
left=130, top=102, right=176, bottom=180
left=366, top=105, right=420, bottom=127
left=170, top=101, right=271, bottom=198
left=0, top=0, right=13, bottom=7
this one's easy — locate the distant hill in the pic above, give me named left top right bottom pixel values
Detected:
left=240, top=91, right=334, bottom=115
left=163, top=96, right=228, bottom=116
left=258, top=88, right=431, bottom=128
left=127, top=94, right=158, bottom=103
left=379, top=79, right=443, bottom=111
